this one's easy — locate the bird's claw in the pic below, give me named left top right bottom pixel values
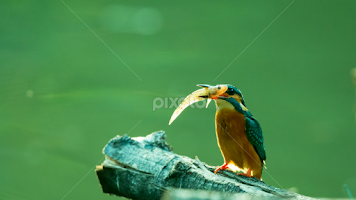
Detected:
left=214, top=163, right=229, bottom=174
left=237, top=169, right=252, bottom=177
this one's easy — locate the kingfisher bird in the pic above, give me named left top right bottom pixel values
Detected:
left=199, top=84, right=266, bottom=179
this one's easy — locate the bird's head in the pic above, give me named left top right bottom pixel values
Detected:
left=197, top=84, right=245, bottom=106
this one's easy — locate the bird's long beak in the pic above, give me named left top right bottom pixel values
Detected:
left=215, top=96, right=228, bottom=99
left=197, top=84, right=228, bottom=98
left=197, top=84, right=212, bottom=88
left=196, top=84, right=229, bottom=107
left=197, top=84, right=214, bottom=107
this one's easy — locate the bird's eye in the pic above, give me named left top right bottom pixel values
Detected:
left=226, top=87, right=234, bottom=94
left=217, top=86, right=221, bottom=89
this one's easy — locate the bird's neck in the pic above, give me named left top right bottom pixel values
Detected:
left=214, top=99, right=248, bottom=113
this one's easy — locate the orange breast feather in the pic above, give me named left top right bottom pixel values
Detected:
left=215, top=108, right=262, bottom=179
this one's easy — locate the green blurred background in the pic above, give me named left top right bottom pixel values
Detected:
left=1, top=0, right=356, bottom=199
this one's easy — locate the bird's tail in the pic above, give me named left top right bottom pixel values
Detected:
left=263, top=161, right=267, bottom=169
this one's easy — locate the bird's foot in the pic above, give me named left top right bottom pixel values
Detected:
left=237, top=169, right=252, bottom=177
left=214, top=163, right=229, bottom=174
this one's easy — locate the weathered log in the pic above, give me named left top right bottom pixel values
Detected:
left=162, top=189, right=295, bottom=200
left=96, top=131, right=314, bottom=200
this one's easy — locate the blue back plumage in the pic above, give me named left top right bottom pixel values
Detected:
left=223, top=97, right=266, bottom=163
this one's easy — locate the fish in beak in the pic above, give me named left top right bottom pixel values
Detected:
left=168, top=84, right=228, bottom=125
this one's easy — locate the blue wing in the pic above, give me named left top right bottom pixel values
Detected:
left=224, top=97, right=266, bottom=163
left=244, top=112, right=266, bottom=162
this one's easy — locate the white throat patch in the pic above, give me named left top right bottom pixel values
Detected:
left=214, top=99, right=248, bottom=111
left=214, top=99, right=235, bottom=111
